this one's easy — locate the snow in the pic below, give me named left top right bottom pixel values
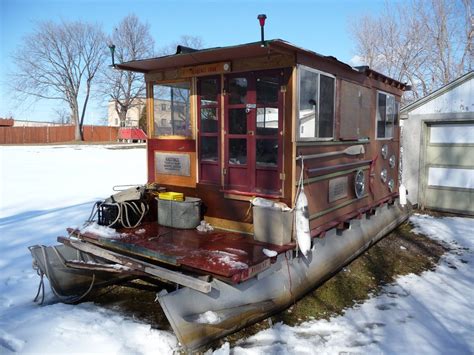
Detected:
left=195, top=311, right=221, bottom=325
left=210, top=251, right=248, bottom=270
left=262, top=248, right=277, bottom=257
left=0, top=145, right=178, bottom=354
left=1, top=145, right=473, bottom=355
left=80, top=222, right=119, bottom=238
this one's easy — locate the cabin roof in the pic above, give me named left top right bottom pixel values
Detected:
left=116, top=39, right=408, bottom=89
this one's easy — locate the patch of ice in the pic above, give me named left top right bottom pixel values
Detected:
left=400, top=246, right=407, bottom=250
left=80, top=222, right=119, bottom=238
left=262, top=248, right=277, bottom=257
left=196, top=311, right=221, bottom=325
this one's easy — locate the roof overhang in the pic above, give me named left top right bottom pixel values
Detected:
left=116, top=39, right=409, bottom=90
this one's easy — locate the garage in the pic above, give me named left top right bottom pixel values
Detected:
left=401, top=71, right=474, bottom=215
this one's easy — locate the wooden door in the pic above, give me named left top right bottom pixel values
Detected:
left=224, top=70, right=283, bottom=195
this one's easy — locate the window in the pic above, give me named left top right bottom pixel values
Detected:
left=376, top=91, right=399, bottom=139
left=153, top=82, right=191, bottom=137
left=198, top=77, right=220, bottom=184
left=298, top=66, right=335, bottom=139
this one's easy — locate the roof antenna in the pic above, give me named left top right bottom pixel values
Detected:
left=108, top=43, right=116, bottom=68
left=257, top=14, right=267, bottom=47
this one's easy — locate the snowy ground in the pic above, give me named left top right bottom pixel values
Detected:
left=1, top=145, right=473, bottom=354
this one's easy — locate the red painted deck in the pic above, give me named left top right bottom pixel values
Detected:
left=71, top=222, right=295, bottom=283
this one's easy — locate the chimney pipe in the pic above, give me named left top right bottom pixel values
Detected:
left=257, top=14, right=267, bottom=47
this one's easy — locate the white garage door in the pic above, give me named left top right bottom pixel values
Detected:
left=422, top=121, right=474, bottom=215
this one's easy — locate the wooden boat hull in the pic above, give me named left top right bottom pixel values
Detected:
left=157, top=200, right=409, bottom=350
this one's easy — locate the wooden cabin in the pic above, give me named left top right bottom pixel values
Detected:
left=117, top=39, right=409, bottom=238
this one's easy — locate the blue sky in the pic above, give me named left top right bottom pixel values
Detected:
left=0, top=0, right=386, bottom=123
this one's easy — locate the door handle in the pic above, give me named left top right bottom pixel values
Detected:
left=248, top=130, right=254, bottom=136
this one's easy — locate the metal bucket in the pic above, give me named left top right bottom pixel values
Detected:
left=157, top=197, right=201, bottom=229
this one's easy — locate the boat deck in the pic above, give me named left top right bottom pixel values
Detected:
left=69, top=222, right=296, bottom=283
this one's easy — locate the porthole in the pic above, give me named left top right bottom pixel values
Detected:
left=389, top=155, right=396, bottom=168
left=381, top=144, right=388, bottom=159
left=354, top=169, right=365, bottom=199
left=388, top=178, right=395, bottom=192
left=380, top=169, right=388, bottom=183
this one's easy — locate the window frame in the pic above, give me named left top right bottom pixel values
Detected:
left=375, top=90, right=399, bottom=140
left=296, top=64, right=336, bottom=142
left=152, top=79, right=193, bottom=139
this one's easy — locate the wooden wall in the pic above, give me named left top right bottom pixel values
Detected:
left=0, top=125, right=119, bottom=144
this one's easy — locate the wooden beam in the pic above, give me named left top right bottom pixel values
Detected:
left=58, top=237, right=212, bottom=294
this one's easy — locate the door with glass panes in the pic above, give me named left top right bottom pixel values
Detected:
left=224, top=70, right=283, bottom=195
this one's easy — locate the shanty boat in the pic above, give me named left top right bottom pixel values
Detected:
left=30, top=29, right=411, bottom=351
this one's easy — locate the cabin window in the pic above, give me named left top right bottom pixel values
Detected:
left=298, top=66, right=335, bottom=140
left=198, top=76, right=221, bottom=184
left=153, top=81, right=191, bottom=137
left=376, top=91, right=399, bottom=139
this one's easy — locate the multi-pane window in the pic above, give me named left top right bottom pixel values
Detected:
left=198, top=77, right=220, bottom=184
left=376, top=91, right=399, bottom=139
left=153, top=82, right=191, bottom=137
left=298, top=66, right=335, bottom=139
left=199, top=77, right=219, bottom=162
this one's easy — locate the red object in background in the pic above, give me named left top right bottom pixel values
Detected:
left=0, top=118, right=14, bottom=127
left=117, top=127, right=147, bottom=141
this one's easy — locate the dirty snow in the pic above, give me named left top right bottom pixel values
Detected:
left=1, top=145, right=473, bottom=354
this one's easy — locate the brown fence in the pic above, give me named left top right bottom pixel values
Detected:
left=0, top=125, right=119, bottom=144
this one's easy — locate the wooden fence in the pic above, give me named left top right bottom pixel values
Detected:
left=0, top=125, right=119, bottom=144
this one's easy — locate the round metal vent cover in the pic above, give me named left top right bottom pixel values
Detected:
left=388, top=178, right=395, bottom=192
left=381, top=144, right=388, bottom=159
left=354, top=169, right=365, bottom=198
left=389, top=155, right=396, bottom=168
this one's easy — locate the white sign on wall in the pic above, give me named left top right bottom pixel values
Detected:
left=155, top=152, right=190, bottom=177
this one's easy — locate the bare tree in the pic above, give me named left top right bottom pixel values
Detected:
left=12, top=21, right=107, bottom=140
left=101, top=14, right=154, bottom=128
left=53, top=107, right=70, bottom=124
left=350, top=0, right=473, bottom=101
